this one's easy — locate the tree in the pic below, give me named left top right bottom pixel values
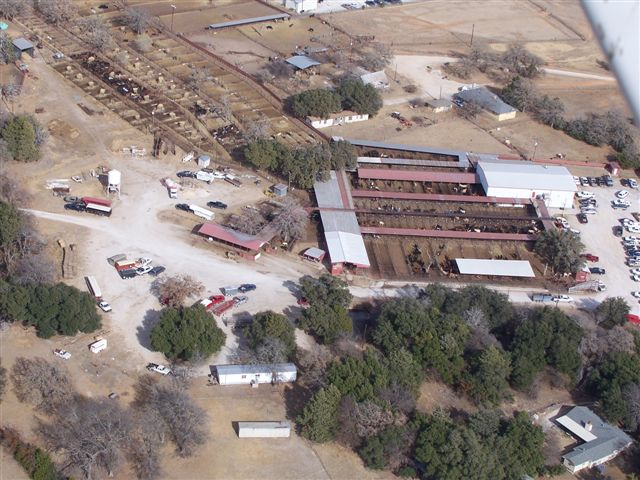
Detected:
left=501, top=76, right=537, bottom=113
left=298, top=384, right=342, bottom=442
left=0, top=427, right=65, bottom=480
left=498, top=412, right=545, bottom=479
left=596, top=297, right=630, bottom=329
left=299, top=275, right=353, bottom=344
left=154, top=274, right=203, bottom=308
left=151, top=305, right=226, bottom=361
left=617, top=141, right=640, bottom=169
left=468, top=346, right=511, bottom=405
left=1, top=115, right=40, bottom=162
left=337, top=79, right=383, bottom=116
left=329, top=139, right=357, bottom=170
left=233, top=208, right=266, bottom=235
left=287, top=89, right=342, bottom=119
left=298, top=344, right=333, bottom=390
left=327, top=349, right=392, bottom=402
left=39, top=397, right=132, bottom=479
left=33, top=0, right=76, bottom=24
left=125, top=7, right=151, bottom=34
left=0, top=31, right=16, bottom=64
left=359, top=425, right=414, bottom=471
left=0, top=361, right=5, bottom=402
left=300, top=274, right=352, bottom=308
left=134, top=33, right=153, bottom=53
left=77, top=16, right=113, bottom=50
left=0, top=0, right=21, bottom=20
left=244, top=311, right=296, bottom=360
left=188, top=67, right=210, bottom=94
left=622, top=383, right=640, bottom=431
left=272, top=197, right=308, bottom=243
left=457, top=101, right=482, bottom=120
left=534, top=95, right=565, bottom=129
left=534, top=229, right=584, bottom=275
left=0, top=199, right=20, bottom=249
left=501, top=44, right=543, bottom=78
left=10, top=357, right=73, bottom=413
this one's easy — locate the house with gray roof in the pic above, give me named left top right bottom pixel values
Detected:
left=555, top=406, right=633, bottom=473
left=456, top=86, right=517, bottom=121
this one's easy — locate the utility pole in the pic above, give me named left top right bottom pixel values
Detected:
left=170, top=4, right=177, bottom=32
left=470, top=23, right=475, bottom=47
left=531, top=139, right=539, bottom=161
left=394, top=63, right=398, bottom=82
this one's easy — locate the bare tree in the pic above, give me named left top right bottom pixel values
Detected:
left=216, top=95, right=234, bottom=123
left=0, top=139, right=12, bottom=163
left=10, top=357, right=73, bottom=413
left=352, top=400, right=395, bottom=437
left=13, top=251, right=56, bottom=285
left=378, top=382, right=416, bottom=415
left=39, top=397, right=133, bottom=479
left=34, top=0, right=76, bottom=24
left=298, top=344, right=333, bottom=390
left=272, top=197, right=308, bottom=243
left=252, top=336, right=288, bottom=365
left=0, top=0, right=21, bottom=20
left=580, top=326, right=636, bottom=362
left=133, top=376, right=208, bottom=457
left=113, top=50, right=129, bottom=66
left=0, top=31, right=16, bottom=64
left=128, top=408, right=163, bottom=480
left=125, top=7, right=151, bottom=34
left=189, top=67, right=210, bottom=94
left=358, top=42, right=393, bottom=71
left=0, top=175, right=29, bottom=205
left=443, top=58, right=475, bottom=80
left=623, top=383, right=640, bottom=431
left=233, top=209, right=266, bottom=235
left=27, top=115, right=48, bottom=147
left=336, top=396, right=361, bottom=448
left=134, top=33, right=153, bottom=53
left=457, top=101, right=481, bottom=120
left=1, top=83, right=21, bottom=113
left=152, top=274, right=204, bottom=308
left=77, top=16, right=113, bottom=50
left=243, top=117, right=270, bottom=142
left=265, top=60, right=293, bottom=78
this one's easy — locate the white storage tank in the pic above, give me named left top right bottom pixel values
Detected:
left=237, top=421, right=291, bottom=438
left=198, top=155, right=211, bottom=168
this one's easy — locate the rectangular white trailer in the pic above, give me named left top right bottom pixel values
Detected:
left=215, top=363, right=297, bottom=385
left=237, top=421, right=291, bottom=438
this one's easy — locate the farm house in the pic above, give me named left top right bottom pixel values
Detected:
left=237, top=421, right=291, bottom=438
left=214, top=363, right=297, bottom=385
left=476, top=159, right=576, bottom=209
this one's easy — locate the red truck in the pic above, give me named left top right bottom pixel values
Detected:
left=212, top=300, right=235, bottom=316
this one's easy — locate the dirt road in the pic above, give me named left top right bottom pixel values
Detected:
left=542, top=67, right=615, bottom=82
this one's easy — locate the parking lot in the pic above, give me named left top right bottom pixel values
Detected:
left=556, top=175, right=640, bottom=314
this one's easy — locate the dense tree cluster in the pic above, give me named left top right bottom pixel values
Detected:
left=596, top=297, right=631, bottom=329
left=243, top=311, right=296, bottom=361
left=0, top=280, right=102, bottom=338
left=445, top=44, right=543, bottom=81
left=150, top=304, right=226, bottom=361
left=0, top=427, right=65, bottom=480
left=298, top=274, right=353, bottom=343
left=33, top=0, right=76, bottom=24
left=243, top=139, right=357, bottom=189
left=534, top=229, right=585, bottom=275
left=1, top=115, right=44, bottom=162
left=286, top=79, right=382, bottom=119
left=0, top=31, right=16, bottom=65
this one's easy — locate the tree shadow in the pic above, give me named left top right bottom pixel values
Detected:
left=136, top=309, right=160, bottom=350
left=282, top=279, right=300, bottom=295
left=282, top=383, right=313, bottom=429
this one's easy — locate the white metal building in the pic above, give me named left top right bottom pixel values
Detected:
left=455, top=259, right=535, bottom=277
left=284, top=0, right=318, bottom=13
left=237, top=421, right=291, bottom=438
left=476, top=159, right=576, bottom=209
left=306, top=111, right=369, bottom=129
left=215, top=363, right=297, bottom=385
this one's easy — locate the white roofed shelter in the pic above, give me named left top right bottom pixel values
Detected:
left=237, top=421, right=291, bottom=438
left=455, top=259, right=535, bottom=277
left=476, top=159, right=576, bottom=209
left=285, top=55, right=320, bottom=71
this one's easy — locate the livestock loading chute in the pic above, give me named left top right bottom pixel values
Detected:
left=81, top=197, right=112, bottom=217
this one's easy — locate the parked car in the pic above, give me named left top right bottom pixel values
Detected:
left=579, top=177, right=589, bottom=186
left=233, top=295, right=248, bottom=306
left=207, top=201, right=228, bottom=209
left=175, top=203, right=191, bottom=212
left=210, top=295, right=225, bottom=305
left=616, top=189, right=630, bottom=199
left=551, top=295, right=573, bottom=303
left=581, top=253, right=599, bottom=262
left=589, top=267, right=606, bottom=274
left=177, top=171, right=196, bottom=178
left=612, top=200, right=630, bottom=209
left=629, top=225, right=640, bottom=234
left=579, top=198, right=597, bottom=206
left=580, top=208, right=597, bottom=215
left=629, top=178, right=638, bottom=189
left=624, top=236, right=639, bottom=242
left=575, top=191, right=595, bottom=199
left=54, top=349, right=71, bottom=360
left=238, top=284, right=256, bottom=293
left=138, top=257, right=152, bottom=267
left=555, top=217, right=570, bottom=228
left=604, top=175, right=614, bottom=187
left=632, top=291, right=640, bottom=299
left=64, top=202, right=86, bottom=212
left=588, top=177, right=598, bottom=186
left=633, top=275, right=640, bottom=282
left=631, top=268, right=640, bottom=276
left=98, top=301, right=112, bottom=312
left=136, top=265, right=153, bottom=275
left=146, top=363, right=172, bottom=375
left=148, top=266, right=166, bottom=276
left=577, top=213, right=588, bottom=224
left=613, top=226, right=624, bottom=236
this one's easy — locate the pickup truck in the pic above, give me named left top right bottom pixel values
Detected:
left=532, top=294, right=554, bottom=303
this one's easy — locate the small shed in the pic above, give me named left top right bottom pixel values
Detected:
left=426, top=98, right=453, bottom=113
left=271, top=183, right=288, bottom=197
left=237, top=421, right=291, bottom=438
left=285, top=55, right=320, bottom=71
left=214, top=363, right=297, bottom=385
left=303, top=247, right=326, bottom=263
left=360, top=70, right=389, bottom=89
left=13, top=38, right=35, bottom=59
left=608, top=161, right=621, bottom=176
left=198, top=154, right=211, bottom=168
left=284, top=0, right=318, bottom=13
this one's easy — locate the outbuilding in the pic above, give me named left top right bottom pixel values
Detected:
left=456, top=86, right=517, bottom=121
left=426, top=98, right=453, bottom=113
left=476, top=159, right=576, bottom=209
left=237, top=421, right=291, bottom=438
left=360, top=70, right=389, bottom=89
left=302, top=247, right=326, bottom=263
left=214, top=363, right=297, bottom=385
left=13, top=38, right=35, bottom=59
left=284, top=0, right=318, bottom=13
left=285, top=55, right=320, bottom=71
left=306, top=111, right=369, bottom=129
left=271, top=183, right=288, bottom=197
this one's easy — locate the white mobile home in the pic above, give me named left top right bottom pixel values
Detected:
left=85, top=276, right=102, bottom=299
left=237, top=421, right=291, bottom=438
left=89, top=338, right=107, bottom=353
left=215, top=363, right=297, bottom=385
left=189, top=205, right=215, bottom=221
left=306, top=111, right=369, bottom=129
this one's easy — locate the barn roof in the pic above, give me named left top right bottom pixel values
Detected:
left=357, top=168, right=477, bottom=184
left=13, top=38, right=34, bottom=51
left=197, top=223, right=271, bottom=251
left=455, top=258, right=535, bottom=277
left=285, top=55, right=320, bottom=70
left=477, top=159, right=577, bottom=192
left=456, top=87, right=516, bottom=115
left=208, top=13, right=290, bottom=29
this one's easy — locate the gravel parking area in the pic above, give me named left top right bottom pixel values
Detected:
left=556, top=178, right=640, bottom=314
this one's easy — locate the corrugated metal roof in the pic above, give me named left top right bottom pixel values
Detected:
left=285, top=55, right=320, bottom=70
left=347, top=138, right=466, bottom=157
left=208, top=13, right=289, bottom=29
left=478, top=159, right=577, bottom=192
left=325, top=231, right=370, bottom=267
left=455, top=258, right=535, bottom=277
left=358, top=168, right=478, bottom=183
left=456, top=87, right=516, bottom=115
left=303, top=247, right=325, bottom=259
left=13, top=38, right=34, bottom=50
left=351, top=189, right=533, bottom=205
left=360, top=70, right=389, bottom=87
left=357, top=157, right=465, bottom=168
left=198, top=223, right=270, bottom=251
left=360, top=226, right=536, bottom=241
left=314, top=170, right=352, bottom=209
left=238, top=421, right=291, bottom=429
left=558, top=407, right=633, bottom=467
left=216, top=363, right=296, bottom=376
